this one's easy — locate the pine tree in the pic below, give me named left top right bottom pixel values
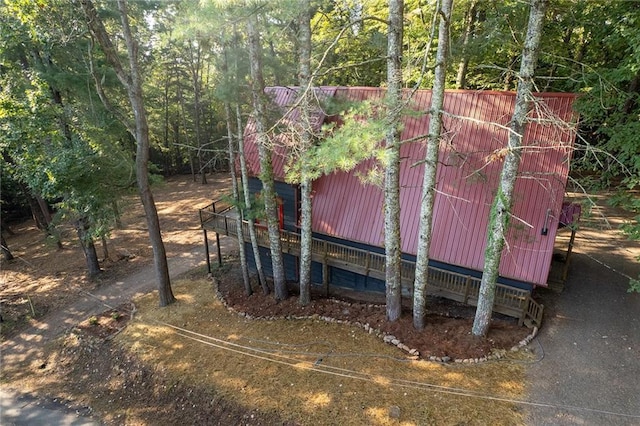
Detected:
left=472, top=0, right=548, bottom=336
left=413, top=0, right=454, bottom=330
left=384, top=0, right=404, bottom=322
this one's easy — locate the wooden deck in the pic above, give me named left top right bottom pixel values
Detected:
left=199, top=202, right=544, bottom=329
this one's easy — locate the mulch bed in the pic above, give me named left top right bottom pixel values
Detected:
left=215, top=262, right=532, bottom=360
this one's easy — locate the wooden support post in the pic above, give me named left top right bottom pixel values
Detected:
left=322, top=240, right=329, bottom=297
left=322, top=259, right=329, bottom=298
left=203, top=229, right=211, bottom=274
left=365, top=252, right=370, bottom=277
left=518, top=294, right=529, bottom=327
left=463, top=275, right=471, bottom=304
left=562, top=227, right=576, bottom=282
left=216, top=231, right=222, bottom=267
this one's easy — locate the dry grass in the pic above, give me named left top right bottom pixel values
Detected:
left=118, top=277, right=529, bottom=425
left=1, top=174, right=536, bottom=424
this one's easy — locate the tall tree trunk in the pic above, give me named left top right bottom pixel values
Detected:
left=1, top=234, right=14, bottom=261
left=111, top=200, right=123, bottom=229
left=384, top=0, right=404, bottom=322
left=456, top=0, right=478, bottom=89
left=26, top=193, right=46, bottom=230
left=75, top=216, right=101, bottom=278
left=413, top=0, right=453, bottom=330
left=163, top=69, right=171, bottom=176
left=101, top=235, right=109, bottom=261
left=247, top=15, right=288, bottom=301
left=118, top=0, right=175, bottom=306
left=231, top=22, right=268, bottom=294
left=221, top=42, right=251, bottom=295
left=236, top=104, right=269, bottom=294
left=80, top=0, right=175, bottom=306
left=298, top=0, right=313, bottom=306
left=472, top=0, right=547, bottom=337
left=35, top=195, right=62, bottom=249
left=225, top=101, right=251, bottom=295
left=188, top=41, right=207, bottom=185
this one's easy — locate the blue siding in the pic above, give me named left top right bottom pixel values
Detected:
left=247, top=177, right=298, bottom=231
left=329, top=267, right=386, bottom=292
left=244, top=243, right=298, bottom=282
left=311, top=233, right=533, bottom=293
left=242, top=225, right=532, bottom=294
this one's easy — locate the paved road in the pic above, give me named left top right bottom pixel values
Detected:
left=0, top=388, right=98, bottom=426
left=526, top=243, right=640, bottom=424
left=1, top=238, right=234, bottom=425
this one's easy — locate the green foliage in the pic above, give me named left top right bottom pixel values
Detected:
left=0, top=3, right=135, bottom=244
left=221, top=190, right=265, bottom=222
left=311, top=0, right=388, bottom=87
left=285, top=100, right=386, bottom=183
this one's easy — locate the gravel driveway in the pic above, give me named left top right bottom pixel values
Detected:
left=525, top=218, right=640, bottom=425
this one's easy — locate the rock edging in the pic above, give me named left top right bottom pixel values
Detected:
left=212, top=278, right=537, bottom=363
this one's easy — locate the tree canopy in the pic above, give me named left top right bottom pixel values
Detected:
left=2, top=0, right=638, bottom=288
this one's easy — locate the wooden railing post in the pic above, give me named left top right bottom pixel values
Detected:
left=215, top=230, right=222, bottom=267
left=463, top=276, right=471, bottom=304
left=322, top=240, right=329, bottom=297
left=365, top=252, right=370, bottom=277
left=203, top=229, right=211, bottom=274
left=519, top=295, right=530, bottom=327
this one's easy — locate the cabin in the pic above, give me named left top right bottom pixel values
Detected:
left=200, top=86, right=580, bottom=328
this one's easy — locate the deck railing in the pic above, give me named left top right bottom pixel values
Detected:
left=200, top=202, right=544, bottom=329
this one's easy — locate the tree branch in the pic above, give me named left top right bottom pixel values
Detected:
left=79, top=0, right=131, bottom=91
left=85, top=39, right=135, bottom=135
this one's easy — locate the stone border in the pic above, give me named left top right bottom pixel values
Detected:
left=213, top=278, right=537, bottom=364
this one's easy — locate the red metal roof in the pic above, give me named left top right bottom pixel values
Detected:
left=243, top=86, right=338, bottom=179
left=243, top=87, right=578, bottom=286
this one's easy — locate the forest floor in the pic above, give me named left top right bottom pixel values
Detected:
left=1, top=173, right=635, bottom=425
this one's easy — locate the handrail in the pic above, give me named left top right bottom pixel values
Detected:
left=200, top=207, right=544, bottom=329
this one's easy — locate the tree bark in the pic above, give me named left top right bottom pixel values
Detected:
left=413, top=0, right=453, bottom=330
left=22, top=181, right=47, bottom=230
left=187, top=41, right=207, bottom=184
left=111, top=200, right=122, bottom=229
left=384, top=0, right=404, bottom=322
left=1, top=234, right=14, bottom=261
left=119, top=0, right=175, bottom=306
left=232, top=22, right=268, bottom=293
left=75, top=216, right=102, bottom=278
left=472, top=0, right=547, bottom=337
left=236, top=103, right=269, bottom=295
left=298, top=0, right=313, bottom=306
left=80, top=0, right=175, bottom=306
left=35, top=194, right=62, bottom=249
left=456, top=0, right=478, bottom=89
left=225, top=101, right=251, bottom=295
left=247, top=14, right=288, bottom=301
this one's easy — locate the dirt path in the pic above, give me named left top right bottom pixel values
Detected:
left=1, top=174, right=235, bottom=423
left=2, top=174, right=233, bottom=364
left=525, top=198, right=640, bottom=425
left=2, top=242, right=204, bottom=364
